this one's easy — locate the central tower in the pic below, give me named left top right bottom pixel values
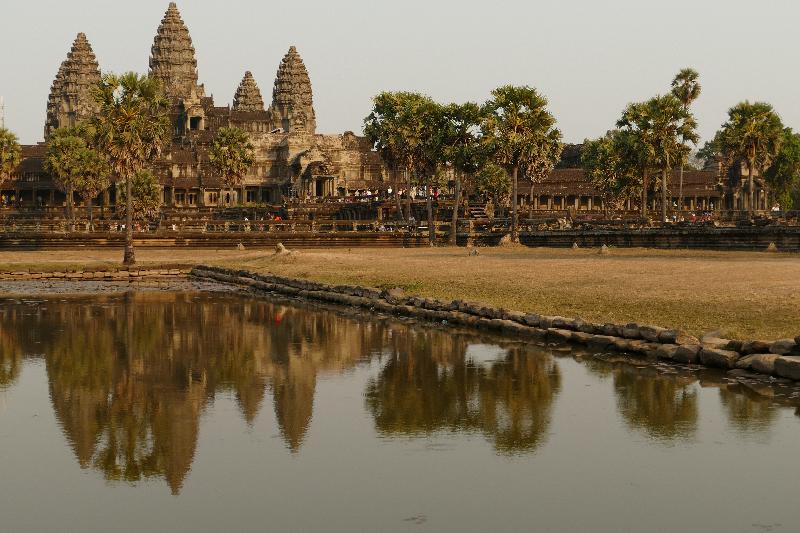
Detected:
left=271, top=46, right=316, bottom=135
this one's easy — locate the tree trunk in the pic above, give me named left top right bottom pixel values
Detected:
left=511, top=166, right=519, bottom=242
left=67, top=186, right=75, bottom=232
left=641, top=170, right=649, bottom=220
left=749, top=158, right=755, bottom=215
left=406, top=169, right=413, bottom=222
left=393, top=169, right=404, bottom=221
left=678, top=163, right=685, bottom=212
left=449, top=173, right=461, bottom=246
left=427, top=179, right=435, bottom=246
left=529, top=181, right=535, bottom=219
left=123, top=174, right=135, bottom=265
left=661, top=167, right=669, bottom=224
left=87, top=196, right=93, bottom=232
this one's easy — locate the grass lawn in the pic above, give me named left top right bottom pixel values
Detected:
left=0, top=246, right=798, bottom=340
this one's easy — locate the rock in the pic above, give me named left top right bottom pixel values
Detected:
left=275, top=242, right=288, bottom=254
left=639, top=325, right=666, bottom=342
left=735, top=354, right=778, bottom=375
left=598, top=244, right=610, bottom=255
left=796, top=336, right=800, bottom=346
left=774, top=356, right=800, bottom=380
left=699, top=347, right=741, bottom=369
left=673, top=344, right=701, bottom=364
left=655, top=344, right=679, bottom=360
left=383, top=287, right=405, bottom=302
left=547, top=328, right=573, bottom=343
left=622, top=324, right=641, bottom=339
left=701, top=336, right=735, bottom=351
left=770, top=339, right=798, bottom=355
left=523, top=314, right=541, bottom=327
left=766, top=242, right=778, bottom=253
left=741, top=340, right=772, bottom=355
left=552, top=317, right=576, bottom=330
left=236, top=242, right=246, bottom=250
left=572, top=242, right=580, bottom=250
left=658, top=329, right=700, bottom=345
left=538, top=316, right=555, bottom=329
left=468, top=248, right=480, bottom=256
left=600, top=323, right=622, bottom=337
left=588, top=335, right=617, bottom=349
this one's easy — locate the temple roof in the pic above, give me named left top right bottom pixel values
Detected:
left=149, top=2, right=201, bottom=100
left=44, top=33, right=101, bottom=138
left=272, top=46, right=313, bottom=109
left=232, top=71, right=265, bottom=112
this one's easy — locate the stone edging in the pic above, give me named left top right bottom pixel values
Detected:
left=0, top=268, right=192, bottom=281
left=190, top=265, right=800, bottom=381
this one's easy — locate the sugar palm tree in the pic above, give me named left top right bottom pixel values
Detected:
left=209, top=127, right=255, bottom=207
left=0, top=128, right=22, bottom=190
left=648, top=95, right=698, bottom=222
left=434, top=102, right=485, bottom=245
left=617, top=102, right=657, bottom=219
left=91, top=72, right=170, bottom=265
left=713, top=102, right=784, bottom=213
left=671, top=68, right=701, bottom=210
left=482, top=86, right=561, bottom=242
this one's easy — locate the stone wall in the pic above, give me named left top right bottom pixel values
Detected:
left=190, top=266, right=800, bottom=382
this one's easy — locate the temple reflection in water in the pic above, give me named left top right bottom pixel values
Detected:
left=0, top=293, right=790, bottom=495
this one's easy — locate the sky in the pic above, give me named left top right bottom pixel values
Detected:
left=1, top=0, right=798, bottom=146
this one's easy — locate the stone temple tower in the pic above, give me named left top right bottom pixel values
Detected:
left=149, top=2, right=203, bottom=102
left=270, top=46, right=316, bottom=134
left=232, top=71, right=265, bottom=112
left=44, top=33, right=101, bottom=139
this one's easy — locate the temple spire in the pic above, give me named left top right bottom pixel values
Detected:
left=149, top=2, right=203, bottom=101
left=271, top=46, right=316, bottom=134
left=44, top=33, right=101, bottom=139
left=232, top=71, right=265, bottom=112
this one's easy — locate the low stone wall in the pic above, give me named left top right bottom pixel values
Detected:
left=191, top=265, right=800, bottom=381
left=0, top=267, right=192, bottom=281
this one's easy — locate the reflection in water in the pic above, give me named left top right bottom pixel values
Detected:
left=365, top=331, right=562, bottom=454
left=0, top=293, right=794, bottom=495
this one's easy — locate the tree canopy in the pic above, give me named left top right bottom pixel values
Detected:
left=0, top=128, right=22, bottom=187
left=91, top=72, right=170, bottom=264
left=209, top=127, right=255, bottom=203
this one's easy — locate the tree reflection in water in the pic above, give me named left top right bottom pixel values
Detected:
left=0, top=293, right=790, bottom=494
left=364, top=329, right=562, bottom=454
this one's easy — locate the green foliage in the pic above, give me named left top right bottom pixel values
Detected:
left=433, top=102, right=486, bottom=176
left=670, top=68, right=701, bottom=109
left=0, top=128, right=22, bottom=185
left=209, top=127, right=255, bottom=190
left=91, top=72, right=170, bottom=178
left=44, top=125, right=110, bottom=203
left=482, top=85, right=562, bottom=178
left=364, top=91, right=440, bottom=180
left=765, top=128, right=800, bottom=209
left=475, top=163, right=511, bottom=206
left=582, top=131, right=640, bottom=210
left=116, top=170, right=162, bottom=221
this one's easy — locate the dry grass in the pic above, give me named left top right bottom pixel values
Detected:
left=0, top=246, right=798, bottom=339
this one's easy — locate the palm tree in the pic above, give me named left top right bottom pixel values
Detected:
left=44, top=125, right=110, bottom=230
left=91, top=72, right=170, bottom=265
left=713, top=102, right=784, bottom=213
left=482, top=86, right=561, bottom=242
left=648, top=95, right=698, bottom=222
left=209, top=127, right=255, bottom=207
left=44, top=128, right=84, bottom=227
left=671, top=68, right=701, bottom=210
left=0, top=128, right=22, bottom=190
left=434, top=102, right=485, bottom=245
left=617, top=102, right=657, bottom=219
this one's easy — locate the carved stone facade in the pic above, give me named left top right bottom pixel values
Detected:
left=232, top=72, right=265, bottom=113
left=44, top=33, right=101, bottom=139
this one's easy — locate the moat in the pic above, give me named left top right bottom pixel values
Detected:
left=1, top=292, right=798, bottom=532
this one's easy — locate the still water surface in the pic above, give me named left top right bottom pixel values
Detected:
left=0, top=292, right=798, bottom=532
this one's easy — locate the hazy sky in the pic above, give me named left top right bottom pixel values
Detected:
left=1, top=0, right=798, bottom=145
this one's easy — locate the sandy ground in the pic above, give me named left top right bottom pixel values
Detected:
left=0, top=246, right=798, bottom=339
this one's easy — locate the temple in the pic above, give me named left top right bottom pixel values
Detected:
left=5, top=2, right=776, bottom=215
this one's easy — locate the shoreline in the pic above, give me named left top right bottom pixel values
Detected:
left=189, top=265, right=800, bottom=383
left=2, top=272, right=800, bottom=401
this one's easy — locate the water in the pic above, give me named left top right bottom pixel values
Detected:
left=0, top=292, right=798, bottom=532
